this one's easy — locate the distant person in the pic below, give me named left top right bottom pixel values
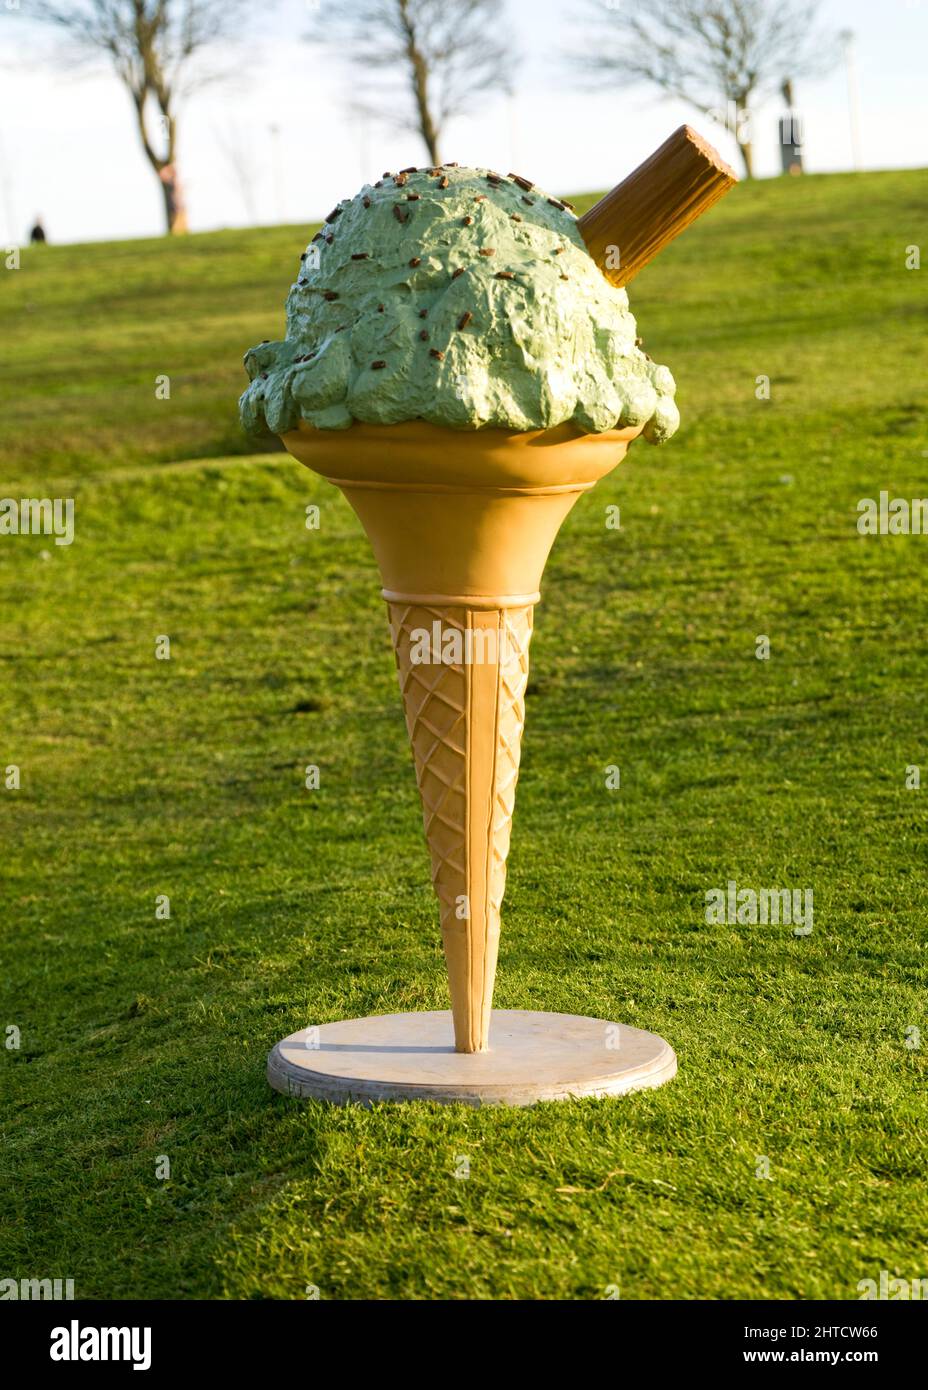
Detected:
left=30, top=218, right=47, bottom=244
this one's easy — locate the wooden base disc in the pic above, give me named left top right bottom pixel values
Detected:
left=267, top=1009, right=677, bottom=1107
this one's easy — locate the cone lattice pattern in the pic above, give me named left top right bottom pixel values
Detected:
left=388, top=601, right=533, bottom=1052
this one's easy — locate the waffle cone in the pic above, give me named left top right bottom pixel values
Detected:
left=282, top=420, right=641, bottom=1051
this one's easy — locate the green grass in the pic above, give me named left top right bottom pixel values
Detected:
left=1, top=168, right=927, bottom=1300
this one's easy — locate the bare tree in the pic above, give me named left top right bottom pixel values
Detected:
left=577, top=0, right=836, bottom=177
left=28, top=1, right=256, bottom=232
left=307, top=0, right=516, bottom=168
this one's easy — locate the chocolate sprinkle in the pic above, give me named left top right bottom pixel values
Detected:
left=521, top=196, right=534, bottom=206
left=478, top=247, right=496, bottom=256
left=393, top=205, right=408, bottom=223
left=429, top=348, right=444, bottom=360
left=495, top=271, right=514, bottom=280
left=456, top=311, right=472, bottom=330
left=462, top=215, right=473, bottom=226
left=325, top=235, right=334, bottom=245
left=474, top=194, right=487, bottom=202
left=548, top=198, right=566, bottom=210
left=510, top=174, right=534, bottom=191
left=418, top=308, right=428, bottom=317
left=409, top=257, right=422, bottom=267
left=371, top=360, right=387, bottom=369
left=560, top=273, right=569, bottom=280
left=438, top=176, right=449, bottom=189
left=452, top=267, right=465, bottom=279
left=394, top=172, right=408, bottom=187
left=510, top=214, right=522, bottom=222
left=419, top=329, right=429, bottom=341
left=400, top=165, right=418, bottom=174
left=362, top=195, right=372, bottom=207
left=444, top=162, right=459, bottom=168
left=325, top=207, right=341, bottom=222
left=300, top=252, right=307, bottom=261
left=322, top=290, right=338, bottom=300
left=377, top=304, right=384, bottom=312
left=407, top=193, right=420, bottom=200
left=351, top=253, right=369, bottom=260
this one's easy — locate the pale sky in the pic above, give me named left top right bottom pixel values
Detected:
left=1, top=0, right=926, bottom=246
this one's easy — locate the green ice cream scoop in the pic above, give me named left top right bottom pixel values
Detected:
left=239, top=164, right=680, bottom=441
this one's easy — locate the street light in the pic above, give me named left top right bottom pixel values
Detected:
left=839, top=29, right=862, bottom=172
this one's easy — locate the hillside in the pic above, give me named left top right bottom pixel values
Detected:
left=1, top=169, right=926, bottom=1301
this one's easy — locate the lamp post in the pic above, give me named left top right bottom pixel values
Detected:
left=839, top=29, right=862, bottom=171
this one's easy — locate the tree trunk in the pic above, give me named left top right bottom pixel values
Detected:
left=412, top=69, right=440, bottom=165
left=158, top=164, right=189, bottom=234
left=131, top=86, right=188, bottom=234
left=398, top=0, right=440, bottom=164
left=737, top=138, right=754, bottom=178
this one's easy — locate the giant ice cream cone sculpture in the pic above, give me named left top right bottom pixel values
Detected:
left=245, top=128, right=737, bottom=1098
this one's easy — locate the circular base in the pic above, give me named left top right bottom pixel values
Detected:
left=267, top=1010, right=677, bottom=1107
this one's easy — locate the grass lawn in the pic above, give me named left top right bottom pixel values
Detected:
left=1, top=168, right=926, bottom=1300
